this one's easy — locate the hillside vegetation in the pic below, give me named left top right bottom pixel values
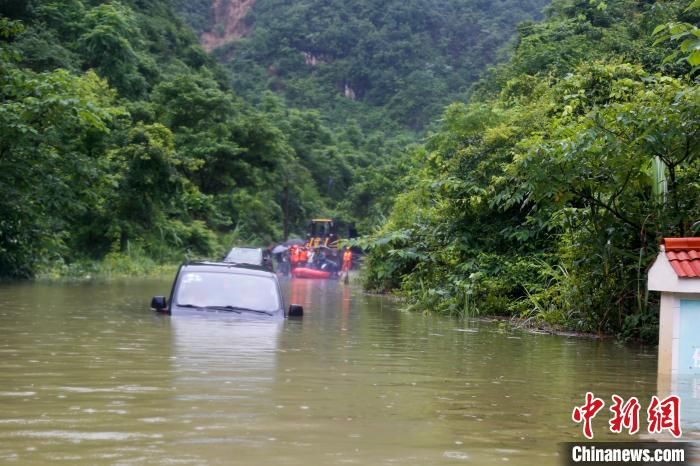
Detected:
left=0, top=0, right=402, bottom=277
left=3, top=0, right=698, bottom=343
left=361, top=0, right=700, bottom=342
left=178, top=0, right=550, bottom=131
left=0, top=0, right=548, bottom=278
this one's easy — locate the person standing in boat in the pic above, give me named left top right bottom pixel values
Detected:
left=299, top=247, right=309, bottom=268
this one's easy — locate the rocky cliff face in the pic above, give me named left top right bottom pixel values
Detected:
left=201, top=0, right=256, bottom=52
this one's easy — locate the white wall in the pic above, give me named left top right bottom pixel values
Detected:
left=648, top=252, right=700, bottom=294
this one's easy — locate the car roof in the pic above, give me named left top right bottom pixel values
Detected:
left=180, top=261, right=275, bottom=278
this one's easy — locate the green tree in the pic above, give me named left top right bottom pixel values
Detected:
left=0, top=65, right=123, bottom=276
left=78, top=1, right=146, bottom=96
left=362, top=0, right=700, bottom=341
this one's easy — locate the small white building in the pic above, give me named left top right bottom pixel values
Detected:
left=648, top=238, right=700, bottom=380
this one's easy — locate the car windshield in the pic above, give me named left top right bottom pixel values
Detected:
left=175, top=271, right=280, bottom=312
left=224, top=248, right=262, bottom=265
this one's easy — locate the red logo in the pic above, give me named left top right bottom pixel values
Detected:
left=572, top=392, right=605, bottom=439
left=609, top=395, right=641, bottom=434
left=647, top=395, right=682, bottom=438
left=572, top=393, right=682, bottom=439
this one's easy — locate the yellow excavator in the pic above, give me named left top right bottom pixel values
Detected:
left=305, top=219, right=357, bottom=248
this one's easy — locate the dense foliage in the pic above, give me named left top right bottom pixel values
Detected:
left=3, top=0, right=697, bottom=343
left=362, top=0, right=700, bottom=342
left=1, top=0, right=550, bottom=278
left=185, top=0, right=550, bottom=131
left=0, top=0, right=402, bottom=277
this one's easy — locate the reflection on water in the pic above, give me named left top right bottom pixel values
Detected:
left=0, top=277, right=666, bottom=465
left=673, top=376, right=700, bottom=433
left=160, top=314, right=283, bottom=463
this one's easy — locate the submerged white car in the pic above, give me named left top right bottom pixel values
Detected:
left=223, top=247, right=273, bottom=271
left=151, top=261, right=302, bottom=318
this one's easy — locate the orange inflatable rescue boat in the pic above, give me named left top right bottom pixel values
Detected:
left=292, top=267, right=332, bottom=279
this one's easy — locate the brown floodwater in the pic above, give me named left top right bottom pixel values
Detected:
left=0, top=277, right=665, bottom=464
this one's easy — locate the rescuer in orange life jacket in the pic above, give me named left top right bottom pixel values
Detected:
left=298, top=247, right=309, bottom=266
left=289, top=245, right=299, bottom=270
left=342, top=247, right=352, bottom=273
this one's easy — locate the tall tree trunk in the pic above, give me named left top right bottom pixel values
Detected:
left=283, top=182, right=290, bottom=241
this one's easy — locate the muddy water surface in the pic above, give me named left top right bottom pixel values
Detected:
left=0, top=277, right=660, bottom=464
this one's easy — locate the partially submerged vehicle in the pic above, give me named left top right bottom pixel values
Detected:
left=223, top=247, right=273, bottom=271
left=151, top=261, right=303, bottom=318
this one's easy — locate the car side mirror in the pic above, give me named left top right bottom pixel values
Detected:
left=151, top=296, right=168, bottom=313
left=288, top=304, right=303, bottom=318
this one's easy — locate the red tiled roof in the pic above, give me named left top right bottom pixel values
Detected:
left=664, top=238, right=700, bottom=278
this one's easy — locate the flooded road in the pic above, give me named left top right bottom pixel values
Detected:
left=0, top=277, right=661, bottom=465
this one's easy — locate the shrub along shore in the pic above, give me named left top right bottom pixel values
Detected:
left=358, top=0, right=700, bottom=343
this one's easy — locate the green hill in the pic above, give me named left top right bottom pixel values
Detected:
left=0, top=0, right=365, bottom=276
left=361, top=0, right=699, bottom=341
left=177, top=0, right=550, bottom=131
